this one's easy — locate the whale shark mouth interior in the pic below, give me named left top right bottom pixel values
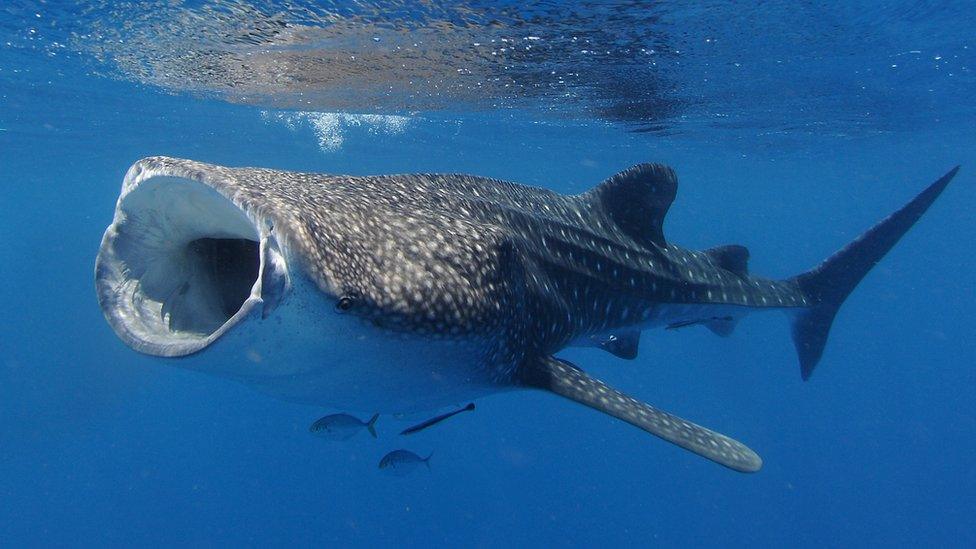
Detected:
left=96, top=174, right=264, bottom=356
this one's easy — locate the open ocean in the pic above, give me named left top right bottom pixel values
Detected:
left=1, top=2, right=974, bottom=546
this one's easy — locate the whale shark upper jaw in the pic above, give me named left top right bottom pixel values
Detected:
left=95, top=164, right=291, bottom=358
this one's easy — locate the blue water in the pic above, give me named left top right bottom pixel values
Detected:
left=1, top=2, right=974, bottom=546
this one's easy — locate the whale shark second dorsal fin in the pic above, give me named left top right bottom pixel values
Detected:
left=584, top=163, right=678, bottom=247
left=520, top=356, right=762, bottom=473
left=704, top=244, right=750, bottom=277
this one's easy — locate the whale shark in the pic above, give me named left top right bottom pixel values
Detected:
left=95, top=157, right=958, bottom=472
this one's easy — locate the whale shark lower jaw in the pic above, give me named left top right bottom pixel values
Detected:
left=95, top=163, right=291, bottom=358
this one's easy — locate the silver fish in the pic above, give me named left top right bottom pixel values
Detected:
left=378, top=449, right=432, bottom=476
left=309, top=413, right=379, bottom=440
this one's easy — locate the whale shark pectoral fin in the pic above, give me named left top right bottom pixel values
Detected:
left=591, top=330, right=641, bottom=360
left=520, top=356, right=762, bottom=473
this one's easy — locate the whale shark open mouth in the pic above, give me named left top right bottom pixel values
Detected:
left=95, top=164, right=287, bottom=357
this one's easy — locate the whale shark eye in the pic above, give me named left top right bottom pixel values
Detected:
left=335, top=295, right=357, bottom=313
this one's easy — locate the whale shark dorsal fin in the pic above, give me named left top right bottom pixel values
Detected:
left=585, top=163, right=678, bottom=247
left=591, top=330, right=641, bottom=360
left=520, top=356, right=762, bottom=472
left=704, top=244, right=750, bottom=277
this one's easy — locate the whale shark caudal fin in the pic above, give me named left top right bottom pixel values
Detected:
left=789, top=166, right=960, bottom=380
left=520, top=356, right=762, bottom=472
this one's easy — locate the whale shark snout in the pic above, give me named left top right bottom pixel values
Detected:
left=95, top=164, right=290, bottom=358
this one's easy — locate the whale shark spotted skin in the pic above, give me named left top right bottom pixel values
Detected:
left=96, top=157, right=959, bottom=472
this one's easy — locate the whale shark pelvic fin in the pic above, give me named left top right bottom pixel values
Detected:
left=520, top=356, right=762, bottom=473
left=590, top=330, right=641, bottom=360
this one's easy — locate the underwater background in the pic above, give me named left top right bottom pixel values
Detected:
left=1, top=1, right=974, bottom=546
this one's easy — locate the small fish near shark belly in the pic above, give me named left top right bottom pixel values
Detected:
left=650, top=303, right=752, bottom=332
left=572, top=302, right=749, bottom=355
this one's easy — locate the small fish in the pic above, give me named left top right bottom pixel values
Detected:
left=665, top=316, right=733, bottom=331
left=309, top=413, right=379, bottom=440
left=378, top=449, right=432, bottom=476
left=400, top=402, right=475, bottom=435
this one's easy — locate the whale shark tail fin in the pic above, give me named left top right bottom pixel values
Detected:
left=789, top=166, right=959, bottom=380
